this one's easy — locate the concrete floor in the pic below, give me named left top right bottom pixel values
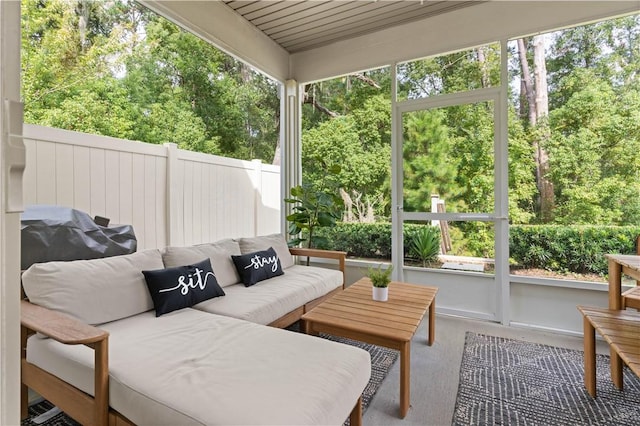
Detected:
left=362, top=314, right=609, bottom=426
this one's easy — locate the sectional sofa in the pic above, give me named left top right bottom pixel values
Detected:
left=20, top=234, right=371, bottom=426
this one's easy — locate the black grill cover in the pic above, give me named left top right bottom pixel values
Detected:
left=21, top=205, right=137, bottom=269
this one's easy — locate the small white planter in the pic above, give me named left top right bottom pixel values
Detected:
left=372, top=286, right=388, bottom=302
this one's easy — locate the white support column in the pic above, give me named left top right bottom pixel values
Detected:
left=281, top=79, right=302, bottom=237
left=390, top=63, right=404, bottom=282
left=496, top=39, right=511, bottom=325
left=0, top=1, right=23, bottom=424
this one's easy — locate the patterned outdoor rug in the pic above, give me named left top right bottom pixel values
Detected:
left=452, top=332, right=640, bottom=426
left=22, top=328, right=397, bottom=426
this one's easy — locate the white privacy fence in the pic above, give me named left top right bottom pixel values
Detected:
left=23, top=124, right=281, bottom=250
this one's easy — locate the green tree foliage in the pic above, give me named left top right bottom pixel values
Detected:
left=21, top=0, right=280, bottom=163
left=302, top=113, right=391, bottom=208
left=22, top=1, right=640, bottom=256
left=402, top=109, right=459, bottom=212
left=544, top=15, right=640, bottom=226
left=547, top=69, right=640, bottom=225
left=507, top=108, right=537, bottom=225
left=301, top=16, right=639, bottom=259
left=301, top=85, right=393, bottom=218
left=397, top=44, right=501, bottom=99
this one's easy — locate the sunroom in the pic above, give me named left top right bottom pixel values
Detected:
left=1, top=1, right=640, bottom=424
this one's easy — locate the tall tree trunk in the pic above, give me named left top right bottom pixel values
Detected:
left=517, top=36, right=555, bottom=222
left=77, top=0, right=90, bottom=50
left=272, top=143, right=280, bottom=166
left=272, top=112, right=280, bottom=165
left=532, top=35, right=554, bottom=222
left=519, top=79, right=527, bottom=119
left=533, top=36, right=549, bottom=119
left=517, top=38, right=537, bottom=126
left=476, top=47, right=489, bottom=88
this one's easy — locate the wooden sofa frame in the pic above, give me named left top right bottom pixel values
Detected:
left=21, top=248, right=363, bottom=426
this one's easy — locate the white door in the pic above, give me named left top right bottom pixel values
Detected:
left=390, top=45, right=509, bottom=322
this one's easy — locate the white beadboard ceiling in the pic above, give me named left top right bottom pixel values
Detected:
left=222, top=0, right=479, bottom=53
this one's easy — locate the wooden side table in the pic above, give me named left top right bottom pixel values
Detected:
left=605, top=254, right=640, bottom=310
left=301, top=278, right=438, bottom=418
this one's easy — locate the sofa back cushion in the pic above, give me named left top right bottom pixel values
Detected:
left=237, top=234, right=294, bottom=269
left=22, top=249, right=164, bottom=325
left=161, top=239, right=241, bottom=287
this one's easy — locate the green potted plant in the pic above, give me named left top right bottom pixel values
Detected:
left=368, top=263, right=393, bottom=301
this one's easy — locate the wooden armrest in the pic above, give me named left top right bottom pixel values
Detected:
left=21, top=300, right=108, bottom=345
left=289, top=247, right=347, bottom=260
left=289, top=248, right=346, bottom=278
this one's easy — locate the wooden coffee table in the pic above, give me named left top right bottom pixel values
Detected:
left=301, top=277, right=438, bottom=418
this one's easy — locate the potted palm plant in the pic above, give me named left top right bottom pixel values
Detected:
left=368, top=263, right=393, bottom=301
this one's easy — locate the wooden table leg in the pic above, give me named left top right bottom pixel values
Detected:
left=349, top=396, right=362, bottom=426
left=583, top=316, right=596, bottom=397
left=608, top=259, right=622, bottom=310
left=94, top=338, right=109, bottom=426
left=428, top=298, right=435, bottom=346
left=611, top=348, right=624, bottom=390
left=301, top=319, right=318, bottom=336
left=21, top=326, right=29, bottom=420
left=606, top=257, right=625, bottom=391
left=399, top=340, right=410, bottom=418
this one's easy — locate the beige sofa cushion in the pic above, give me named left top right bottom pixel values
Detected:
left=27, top=309, right=371, bottom=425
left=192, top=265, right=342, bottom=324
left=22, top=249, right=163, bottom=325
left=237, top=233, right=294, bottom=269
left=161, top=239, right=241, bottom=287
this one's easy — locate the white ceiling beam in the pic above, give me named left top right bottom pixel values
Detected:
left=139, top=0, right=290, bottom=82
left=290, top=1, right=640, bottom=83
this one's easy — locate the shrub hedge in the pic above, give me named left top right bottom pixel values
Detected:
left=312, top=222, right=640, bottom=276
left=509, top=225, right=640, bottom=275
left=312, top=222, right=435, bottom=260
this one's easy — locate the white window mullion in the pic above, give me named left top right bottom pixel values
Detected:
left=495, top=39, right=511, bottom=325
left=281, top=79, right=302, bottom=237
left=391, top=63, right=404, bottom=282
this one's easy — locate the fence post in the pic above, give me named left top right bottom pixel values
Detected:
left=430, top=194, right=440, bottom=227
left=164, top=143, right=180, bottom=246
left=252, top=159, right=263, bottom=237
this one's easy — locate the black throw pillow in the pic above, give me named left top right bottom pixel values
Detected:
left=142, top=258, right=225, bottom=317
left=231, top=247, right=284, bottom=287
